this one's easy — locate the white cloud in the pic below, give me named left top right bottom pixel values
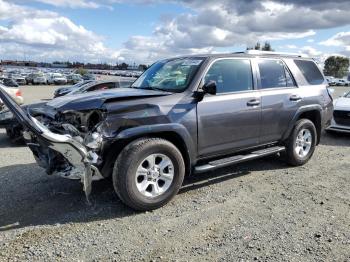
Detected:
left=320, top=31, right=350, bottom=57
left=300, top=46, right=322, bottom=56
left=0, top=0, right=121, bottom=62
left=320, top=32, right=350, bottom=47
left=2, top=0, right=350, bottom=63
left=33, top=0, right=100, bottom=8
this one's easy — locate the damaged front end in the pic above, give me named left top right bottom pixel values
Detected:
left=0, top=87, right=104, bottom=200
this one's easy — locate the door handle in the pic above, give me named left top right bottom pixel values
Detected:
left=290, top=95, right=302, bottom=101
left=247, top=99, right=260, bottom=107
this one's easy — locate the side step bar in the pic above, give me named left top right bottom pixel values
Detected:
left=194, top=146, right=285, bottom=173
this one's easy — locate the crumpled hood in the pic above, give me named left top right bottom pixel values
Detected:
left=46, top=87, right=171, bottom=112
left=334, top=97, right=350, bottom=110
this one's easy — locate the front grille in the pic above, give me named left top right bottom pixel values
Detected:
left=334, top=110, right=350, bottom=126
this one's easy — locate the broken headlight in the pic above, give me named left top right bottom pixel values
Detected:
left=84, top=131, right=103, bottom=150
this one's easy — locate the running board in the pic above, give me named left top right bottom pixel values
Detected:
left=194, top=146, right=285, bottom=173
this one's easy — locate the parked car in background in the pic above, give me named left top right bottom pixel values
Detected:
left=82, top=74, right=96, bottom=81
left=47, top=73, right=67, bottom=85
left=2, top=78, right=19, bottom=87
left=25, top=73, right=36, bottom=85
left=67, top=79, right=135, bottom=96
left=0, top=52, right=333, bottom=211
left=26, top=72, right=44, bottom=85
left=326, top=91, right=350, bottom=133
left=66, top=74, right=83, bottom=84
left=0, top=83, right=23, bottom=105
left=53, top=80, right=93, bottom=98
left=12, top=75, right=27, bottom=85
left=325, top=77, right=337, bottom=86
left=33, top=74, right=47, bottom=85
left=336, top=79, right=349, bottom=86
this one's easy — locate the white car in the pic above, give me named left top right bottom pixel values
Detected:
left=336, top=79, right=349, bottom=86
left=33, top=74, right=47, bottom=85
left=47, top=73, right=67, bottom=85
left=66, top=74, right=82, bottom=84
left=326, top=91, right=350, bottom=133
left=0, top=83, right=24, bottom=108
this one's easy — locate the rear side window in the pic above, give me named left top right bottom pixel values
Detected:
left=258, top=60, right=295, bottom=89
left=204, top=59, right=253, bottom=93
left=294, top=60, right=324, bottom=85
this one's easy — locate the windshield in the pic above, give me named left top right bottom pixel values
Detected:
left=131, top=58, right=204, bottom=92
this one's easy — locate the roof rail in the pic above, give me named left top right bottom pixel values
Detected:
left=244, top=50, right=308, bottom=58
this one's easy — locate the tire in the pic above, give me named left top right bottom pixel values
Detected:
left=113, top=138, right=185, bottom=211
left=285, top=119, right=317, bottom=166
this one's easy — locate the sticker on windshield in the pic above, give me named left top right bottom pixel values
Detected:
left=181, top=60, right=202, bottom=66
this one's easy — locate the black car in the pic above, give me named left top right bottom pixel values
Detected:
left=0, top=52, right=333, bottom=211
left=54, top=80, right=93, bottom=98
left=82, top=74, right=96, bottom=81
left=53, top=79, right=135, bottom=98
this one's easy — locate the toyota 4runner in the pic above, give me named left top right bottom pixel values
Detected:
left=0, top=51, right=333, bottom=211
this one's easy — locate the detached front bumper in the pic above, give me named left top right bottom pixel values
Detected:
left=0, top=86, right=103, bottom=199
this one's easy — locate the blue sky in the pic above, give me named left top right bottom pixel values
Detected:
left=1, top=0, right=350, bottom=64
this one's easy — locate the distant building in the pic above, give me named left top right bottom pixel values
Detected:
left=51, top=62, right=69, bottom=68
left=1, top=60, right=37, bottom=67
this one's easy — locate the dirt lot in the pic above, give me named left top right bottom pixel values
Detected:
left=0, top=85, right=349, bottom=261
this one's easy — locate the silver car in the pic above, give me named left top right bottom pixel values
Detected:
left=326, top=91, right=350, bottom=133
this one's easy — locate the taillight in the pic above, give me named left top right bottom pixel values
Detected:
left=15, top=90, right=22, bottom=97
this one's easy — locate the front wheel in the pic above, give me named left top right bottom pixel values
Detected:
left=285, top=119, right=317, bottom=166
left=113, top=138, right=185, bottom=211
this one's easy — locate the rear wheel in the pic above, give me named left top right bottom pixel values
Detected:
left=285, top=119, right=317, bottom=166
left=113, top=138, right=185, bottom=211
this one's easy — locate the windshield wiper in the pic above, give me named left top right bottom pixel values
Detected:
left=132, top=86, right=168, bottom=92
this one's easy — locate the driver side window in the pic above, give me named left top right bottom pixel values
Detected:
left=204, top=59, right=253, bottom=94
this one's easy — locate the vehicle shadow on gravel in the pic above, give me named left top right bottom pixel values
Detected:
left=181, top=155, right=288, bottom=194
left=0, top=156, right=289, bottom=231
left=320, top=132, right=350, bottom=147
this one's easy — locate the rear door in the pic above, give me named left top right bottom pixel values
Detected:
left=255, top=58, right=301, bottom=144
left=197, top=58, right=261, bottom=157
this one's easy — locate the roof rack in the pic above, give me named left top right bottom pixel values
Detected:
left=242, top=50, right=308, bottom=58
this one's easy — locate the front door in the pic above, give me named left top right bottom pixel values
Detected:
left=197, top=58, right=261, bottom=157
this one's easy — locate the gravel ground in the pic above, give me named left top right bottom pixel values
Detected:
left=0, top=85, right=349, bottom=261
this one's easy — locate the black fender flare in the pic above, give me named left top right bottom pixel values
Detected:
left=101, top=123, right=196, bottom=177
left=282, top=104, right=323, bottom=142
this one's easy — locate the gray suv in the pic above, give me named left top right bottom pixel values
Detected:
left=0, top=52, right=333, bottom=211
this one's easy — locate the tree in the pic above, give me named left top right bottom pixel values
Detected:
left=138, top=64, right=148, bottom=71
left=255, top=42, right=261, bottom=50
left=261, top=42, right=273, bottom=51
left=118, top=62, right=129, bottom=70
left=323, top=56, right=350, bottom=78
left=247, top=41, right=274, bottom=51
left=75, top=67, right=88, bottom=76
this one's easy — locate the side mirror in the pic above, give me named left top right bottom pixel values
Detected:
left=202, top=81, right=217, bottom=95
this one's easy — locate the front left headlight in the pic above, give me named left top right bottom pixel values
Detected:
left=84, top=132, right=103, bottom=150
